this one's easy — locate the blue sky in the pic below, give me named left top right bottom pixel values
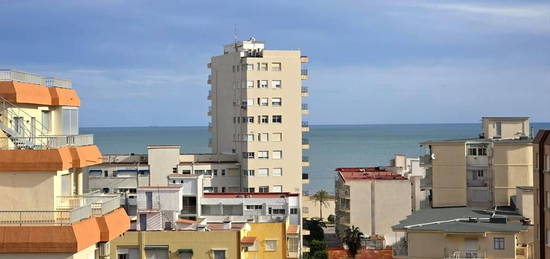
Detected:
left=1, top=0, right=549, bottom=126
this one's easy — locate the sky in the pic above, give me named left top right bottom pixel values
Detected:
left=1, top=0, right=549, bottom=127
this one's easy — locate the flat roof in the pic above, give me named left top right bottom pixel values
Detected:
left=336, top=167, right=407, bottom=181
left=482, top=117, right=529, bottom=120
left=421, top=137, right=532, bottom=145
left=138, top=186, right=182, bottom=189
left=392, top=207, right=528, bottom=233
left=203, top=192, right=299, bottom=198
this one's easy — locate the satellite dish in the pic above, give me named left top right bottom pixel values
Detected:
left=431, top=153, right=436, bottom=160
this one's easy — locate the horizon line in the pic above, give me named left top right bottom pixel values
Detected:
left=81, top=121, right=550, bottom=129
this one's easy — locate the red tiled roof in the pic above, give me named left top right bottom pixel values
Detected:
left=287, top=224, right=299, bottom=235
left=327, top=248, right=393, bottom=259
left=336, top=167, right=407, bottom=181
left=241, top=236, right=256, bottom=245
left=176, top=218, right=196, bottom=224
left=204, top=192, right=299, bottom=198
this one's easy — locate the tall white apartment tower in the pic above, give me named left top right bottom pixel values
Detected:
left=208, top=38, right=309, bottom=194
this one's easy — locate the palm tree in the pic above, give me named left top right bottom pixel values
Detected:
left=342, top=225, right=363, bottom=258
left=312, top=190, right=330, bottom=221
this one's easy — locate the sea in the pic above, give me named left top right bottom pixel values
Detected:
left=81, top=123, right=550, bottom=194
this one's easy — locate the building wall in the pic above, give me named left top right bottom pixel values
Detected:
left=407, top=232, right=446, bottom=258
left=0, top=171, right=58, bottom=210
left=492, top=142, right=533, bottom=206
left=110, top=230, right=240, bottom=259
left=482, top=118, right=529, bottom=139
left=245, top=222, right=287, bottom=259
left=301, top=195, right=335, bottom=220
left=372, top=180, right=410, bottom=245
left=0, top=244, right=97, bottom=259
left=147, top=146, right=180, bottom=186
left=431, top=143, right=467, bottom=207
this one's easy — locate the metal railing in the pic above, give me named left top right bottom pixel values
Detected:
left=302, top=138, right=309, bottom=145
left=0, top=69, right=72, bottom=88
left=0, top=135, right=94, bottom=150
left=392, top=243, right=408, bottom=257
left=302, top=121, right=309, bottom=127
left=301, top=87, right=308, bottom=93
left=1, top=96, right=50, bottom=147
left=181, top=206, right=197, bottom=214
left=302, top=156, right=309, bottom=162
left=445, top=249, right=486, bottom=259
left=301, top=69, right=308, bottom=76
left=302, top=104, right=308, bottom=110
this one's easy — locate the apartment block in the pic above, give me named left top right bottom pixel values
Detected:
left=0, top=69, right=129, bottom=258
left=533, top=129, right=550, bottom=259
left=392, top=206, right=531, bottom=259
left=302, top=194, right=336, bottom=221
left=421, top=117, right=533, bottom=208
left=208, top=38, right=309, bottom=194
left=335, top=167, right=412, bottom=246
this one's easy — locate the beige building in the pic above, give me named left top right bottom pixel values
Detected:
left=335, top=167, right=412, bottom=246
left=0, top=69, right=129, bottom=258
left=302, top=195, right=336, bottom=221
left=392, top=206, right=531, bottom=259
left=421, top=117, right=533, bottom=208
left=208, top=38, right=309, bottom=194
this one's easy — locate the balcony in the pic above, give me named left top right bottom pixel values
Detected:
left=445, top=249, right=486, bottom=259
left=301, top=69, right=308, bottom=80
left=207, top=75, right=212, bottom=84
left=300, top=56, right=309, bottom=63
left=301, top=86, right=309, bottom=97
left=208, top=106, right=212, bottom=116
left=420, top=154, right=432, bottom=167
left=302, top=138, right=310, bottom=149
left=207, top=90, right=212, bottom=100
left=467, top=156, right=489, bottom=167
left=208, top=122, right=213, bottom=132
left=302, top=156, right=310, bottom=167
left=0, top=69, right=72, bottom=89
left=302, top=103, right=309, bottom=115
left=301, top=121, right=310, bottom=132
left=302, top=173, right=309, bottom=184
left=392, top=240, right=408, bottom=258
left=0, top=135, right=94, bottom=150
left=0, top=193, right=119, bottom=226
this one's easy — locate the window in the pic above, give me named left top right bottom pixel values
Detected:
left=260, top=115, right=269, bottom=124
left=496, top=121, right=502, bottom=136
left=205, top=170, right=212, bottom=176
left=248, top=187, right=255, bottom=193
left=195, top=170, right=205, bottom=175
left=271, top=80, right=281, bottom=88
left=546, top=155, right=550, bottom=171
left=246, top=64, right=254, bottom=71
left=494, top=237, right=505, bottom=250
left=246, top=205, right=263, bottom=210
left=272, top=62, right=282, bottom=71
left=272, top=168, right=282, bottom=176
left=260, top=63, right=268, bottom=71
left=41, top=111, right=51, bottom=133
left=213, top=249, right=226, bottom=259
left=258, top=168, right=269, bottom=177
left=61, top=108, right=79, bottom=135
left=273, top=150, right=282, bottom=159
left=247, top=80, right=254, bottom=88
left=182, top=170, right=191, bottom=174
left=288, top=237, right=299, bottom=253
left=272, top=185, right=282, bottom=192
left=104, top=170, right=109, bottom=177
left=272, top=98, right=282, bottom=106
left=259, top=133, right=269, bottom=142
left=468, top=147, right=487, bottom=156
left=222, top=169, right=226, bottom=176
left=290, top=208, right=298, bottom=214
left=259, top=80, right=268, bottom=88
left=247, top=116, right=254, bottom=123
left=265, top=240, right=278, bottom=251
left=272, top=133, right=282, bottom=142
left=172, top=168, right=178, bottom=173
left=272, top=208, right=285, bottom=214
left=246, top=99, right=254, bottom=106
left=272, top=115, right=282, bottom=123
left=259, top=186, right=269, bottom=193
left=243, top=152, right=254, bottom=159
left=247, top=134, right=254, bottom=142
left=259, top=97, right=269, bottom=106
left=258, top=151, right=269, bottom=159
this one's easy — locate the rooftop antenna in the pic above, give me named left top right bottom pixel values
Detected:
left=233, top=24, right=238, bottom=45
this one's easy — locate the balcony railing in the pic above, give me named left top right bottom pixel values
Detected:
left=302, top=138, right=309, bottom=145
left=420, top=154, right=431, bottom=166
left=302, top=156, right=309, bottom=162
left=392, top=242, right=408, bottom=257
left=181, top=205, right=197, bottom=215
left=302, top=173, right=309, bottom=180
left=301, top=69, right=308, bottom=76
left=302, top=121, right=309, bottom=127
left=0, top=194, right=119, bottom=226
left=445, top=249, right=486, bottom=259
left=0, top=135, right=94, bottom=150
left=301, top=87, right=308, bottom=93
left=302, top=104, right=308, bottom=110
left=0, top=69, right=72, bottom=88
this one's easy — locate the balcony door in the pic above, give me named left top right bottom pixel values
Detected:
left=465, top=238, right=478, bottom=258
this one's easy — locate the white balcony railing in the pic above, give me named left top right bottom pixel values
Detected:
left=445, top=249, right=486, bottom=259
left=0, top=69, right=72, bottom=88
left=0, top=193, right=119, bottom=226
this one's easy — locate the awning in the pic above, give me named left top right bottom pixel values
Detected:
left=241, top=236, right=257, bottom=246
